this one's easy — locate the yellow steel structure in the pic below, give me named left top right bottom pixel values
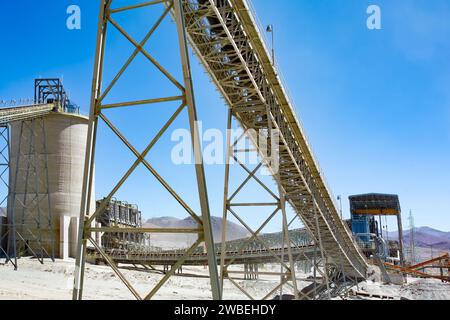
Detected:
left=0, top=104, right=55, bottom=125
left=73, top=0, right=369, bottom=300
left=182, top=0, right=368, bottom=281
left=72, top=0, right=221, bottom=300
left=353, top=209, right=400, bottom=216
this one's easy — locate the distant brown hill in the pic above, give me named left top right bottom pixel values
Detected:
left=389, top=227, right=450, bottom=252
left=144, top=216, right=250, bottom=249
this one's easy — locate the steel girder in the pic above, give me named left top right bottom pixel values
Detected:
left=6, top=118, right=55, bottom=267
left=0, top=104, right=55, bottom=125
left=88, top=244, right=318, bottom=266
left=218, top=109, right=301, bottom=300
left=72, top=0, right=221, bottom=300
left=181, top=0, right=368, bottom=278
left=0, top=125, right=12, bottom=266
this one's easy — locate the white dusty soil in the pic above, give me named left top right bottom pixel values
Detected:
left=353, top=278, right=450, bottom=300
left=1, top=258, right=449, bottom=300
left=0, top=258, right=304, bottom=300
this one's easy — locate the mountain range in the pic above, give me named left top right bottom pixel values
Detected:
left=146, top=216, right=450, bottom=254
left=389, top=227, right=450, bottom=251
left=144, top=216, right=250, bottom=249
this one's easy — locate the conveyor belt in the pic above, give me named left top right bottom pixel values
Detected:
left=182, top=0, right=368, bottom=278
left=0, top=104, right=55, bottom=125
left=89, top=245, right=317, bottom=266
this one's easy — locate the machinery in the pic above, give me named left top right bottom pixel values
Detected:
left=349, top=194, right=405, bottom=266
left=95, top=198, right=145, bottom=250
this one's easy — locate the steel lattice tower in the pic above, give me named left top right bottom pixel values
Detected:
left=72, top=0, right=221, bottom=300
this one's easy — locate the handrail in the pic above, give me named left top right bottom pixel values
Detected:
left=245, top=0, right=341, bottom=213
left=0, top=104, right=56, bottom=125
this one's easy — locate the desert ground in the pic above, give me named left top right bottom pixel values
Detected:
left=1, top=258, right=450, bottom=300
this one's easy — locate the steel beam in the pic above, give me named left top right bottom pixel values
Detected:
left=219, top=110, right=303, bottom=300
left=4, top=117, right=55, bottom=269
left=73, top=0, right=220, bottom=301
left=182, top=0, right=368, bottom=278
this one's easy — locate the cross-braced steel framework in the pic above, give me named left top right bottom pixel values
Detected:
left=0, top=126, right=9, bottom=210
left=8, top=118, right=55, bottom=267
left=35, top=79, right=68, bottom=108
left=72, top=0, right=221, bottom=300
left=34, top=78, right=80, bottom=114
left=219, top=110, right=356, bottom=300
left=220, top=109, right=301, bottom=300
left=0, top=125, right=11, bottom=265
left=182, top=0, right=368, bottom=280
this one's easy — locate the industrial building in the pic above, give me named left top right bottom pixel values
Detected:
left=349, top=194, right=405, bottom=266
left=0, top=79, right=94, bottom=262
left=0, top=79, right=415, bottom=299
left=2, top=0, right=447, bottom=301
left=95, top=198, right=145, bottom=251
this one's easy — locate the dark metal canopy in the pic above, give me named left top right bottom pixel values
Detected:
left=349, top=193, right=401, bottom=216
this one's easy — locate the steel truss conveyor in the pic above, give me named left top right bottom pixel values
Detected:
left=0, top=79, right=80, bottom=126
left=0, top=104, right=55, bottom=126
left=89, top=244, right=317, bottom=267
left=181, top=0, right=368, bottom=278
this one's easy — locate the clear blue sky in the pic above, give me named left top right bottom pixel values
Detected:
left=0, top=0, right=449, bottom=232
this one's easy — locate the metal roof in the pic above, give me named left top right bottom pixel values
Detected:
left=349, top=194, right=401, bottom=215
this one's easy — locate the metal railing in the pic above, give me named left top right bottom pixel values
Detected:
left=0, top=104, right=55, bottom=125
left=245, top=0, right=341, bottom=213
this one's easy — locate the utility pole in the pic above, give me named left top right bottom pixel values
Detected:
left=337, top=195, right=343, bottom=219
left=266, top=25, right=275, bottom=65
left=408, top=210, right=416, bottom=265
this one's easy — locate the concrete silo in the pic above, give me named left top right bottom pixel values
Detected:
left=9, top=111, right=95, bottom=259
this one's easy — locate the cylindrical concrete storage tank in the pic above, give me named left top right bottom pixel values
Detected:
left=8, top=112, right=95, bottom=259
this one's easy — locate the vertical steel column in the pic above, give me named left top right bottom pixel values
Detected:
left=31, top=119, right=44, bottom=260
left=220, top=109, right=233, bottom=294
left=396, top=212, right=405, bottom=267
left=279, top=185, right=299, bottom=299
left=10, top=119, right=54, bottom=263
left=0, top=125, right=13, bottom=267
left=73, top=0, right=221, bottom=300
left=313, top=201, right=331, bottom=299
left=0, top=126, right=9, bottom=210
left=173, top=0, right=220, bottom=300
left=8, top=122, right=22, bottom=269
left=73, top=0, right=109, bottom=301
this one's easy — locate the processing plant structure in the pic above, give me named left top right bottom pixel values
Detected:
left=94, top=198, right=146, bottom=251
left=0, top=79, right=95, bottom=265
left=1, top=0, right=447, bottom=301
